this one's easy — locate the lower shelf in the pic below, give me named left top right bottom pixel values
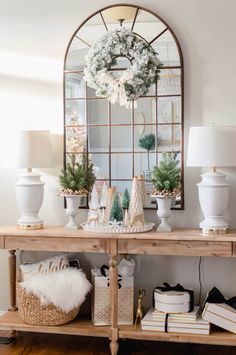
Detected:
left=119, top=325, right=236, bottom=346
left=2, top=311, right=236, bottom=347
left=0, top=311, right=109, bottom=337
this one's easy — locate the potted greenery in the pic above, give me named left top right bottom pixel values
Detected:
left=59, top=154, right=96, bottom=229
left=151, top=152, right=180, bottom=232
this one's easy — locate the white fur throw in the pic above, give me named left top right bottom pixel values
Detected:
left=21, top=268, right=92, bottom=313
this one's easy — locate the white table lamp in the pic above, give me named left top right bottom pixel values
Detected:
left=16, top=130, right=53, bottom=230
left=187, top=126, right=236, bottom=234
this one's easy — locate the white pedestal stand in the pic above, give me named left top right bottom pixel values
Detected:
left=65, top=195, right=82, bottom=229
left=153, top=196, right=172, bottom=232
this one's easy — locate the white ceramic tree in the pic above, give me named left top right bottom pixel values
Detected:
left=129, top=177, right=145, bottom=226
left=124, top=209, right=130, bottom=227
left=137, top=175, right=146, bottom=208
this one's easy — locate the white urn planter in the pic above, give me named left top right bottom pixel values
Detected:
left=153, top=196, right=172, bottom=232
left=64, top=195, right=82, bottom=229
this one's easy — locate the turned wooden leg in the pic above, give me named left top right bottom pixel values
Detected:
left=109, top=247, right=119, bottom=355
left=8, top=250, right=17, bottom=312
left=109, top=328, right=119, bottom=355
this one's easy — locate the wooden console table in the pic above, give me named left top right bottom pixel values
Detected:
left=1, top=226, right=236, bottom=355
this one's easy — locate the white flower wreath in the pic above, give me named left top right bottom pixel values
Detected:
left=84, top=28, right=162, bottom=108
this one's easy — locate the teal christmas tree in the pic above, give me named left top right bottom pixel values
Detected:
left=122, top=188, right=130, bottom=210
left=110, top=192, right=123, bottom=222
left=138, top=133, right=155, bottom=170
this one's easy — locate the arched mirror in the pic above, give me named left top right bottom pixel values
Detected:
left=64, top=4, right=184, bottom=209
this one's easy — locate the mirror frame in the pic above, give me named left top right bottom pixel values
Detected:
left=63, top=3, right=184, bottom=210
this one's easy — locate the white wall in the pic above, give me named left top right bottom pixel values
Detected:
left=0, top=0, right=236, bottom=310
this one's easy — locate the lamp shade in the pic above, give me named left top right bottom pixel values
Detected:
left=17, top=130, right=53, bottom=169
left=102, top=6, right=137, bottom=21
left=186, top=126, right=236, bottom=167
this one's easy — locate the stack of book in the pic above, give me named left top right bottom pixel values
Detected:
left=141, top=307, right=210, bottom=335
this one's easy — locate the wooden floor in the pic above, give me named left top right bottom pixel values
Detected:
left=1, top=333, right=236, bottom=355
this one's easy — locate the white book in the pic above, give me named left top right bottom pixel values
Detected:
left=141, top=325, right=210, bottom=335
left=152, top=306, right=200, bottom=321
left=142, top=309, right=210, bottom=331
left=203, top=303, right=236, bottom=334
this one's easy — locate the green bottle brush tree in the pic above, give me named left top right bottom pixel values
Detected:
left=109, top=192, right=124, bottom=222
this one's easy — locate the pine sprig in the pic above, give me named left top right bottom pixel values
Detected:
left=138, top=133, right=155, bottom=151
left=139, top=133, right=155, bottom=170
left=152, top=153, right=180, bottom=195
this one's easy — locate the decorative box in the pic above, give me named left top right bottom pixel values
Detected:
left=154, top=283, right=194, bottom=313
left=91, top=274, right=134, bottom=326
left=202, top=287, right=236, bottom=333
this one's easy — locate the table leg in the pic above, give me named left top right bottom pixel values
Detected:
left=109, top=254, right=119, bottom=355
left=8, top=250, right=17, bottom=312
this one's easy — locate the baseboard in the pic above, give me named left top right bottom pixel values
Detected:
left=0, top=311, right=6, bottom=316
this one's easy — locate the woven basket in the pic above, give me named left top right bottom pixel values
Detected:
left=17, top=273, right=80, bottom=326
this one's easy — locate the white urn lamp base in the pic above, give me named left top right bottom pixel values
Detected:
left=198, top=171, right=229, bottom=235
left=16, top=172, right=44, bottom=230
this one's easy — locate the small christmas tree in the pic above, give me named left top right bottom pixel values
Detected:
left=122, top=188, right=130, bottom=210
left=87, top=185, right=100, bottom=225
left=59, top=154, right=96, bottom=195
left=152, top=152, right=180, bottom=197
left=105, top=187, right=116, bottom=223
left=89, top=185, right=100, bottom=210
left=100, top=182, right=108, bottom=208
left=109, top=192, right=123, bottom=222
left=129, top=176, right=144, bottom=226
left=139, top=133, right=155, bottom=170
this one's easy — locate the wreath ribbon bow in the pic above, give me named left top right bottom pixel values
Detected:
left=99, top=69, right=136, bottom=109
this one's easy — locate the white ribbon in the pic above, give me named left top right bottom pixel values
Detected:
left=98, top=69, right=137, bottom=109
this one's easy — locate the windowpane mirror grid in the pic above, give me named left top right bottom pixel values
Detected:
left=152, top=30, right=180, bottom=66
left=111, top=153, right=133, bottom=180
left=111, top=102, right=132, bottom=125
left=91, top=154, right=110, bottom=180
left=157, top=97, right=181, bottom=124
left=158, top=69, right=181, bottom=96
left=87, top=99, right=109, bottom=125
left=65, top=72, right=85, bottom=99
left=64, top=4, right=184, bottom=209
left=111, top=126, right=132, bottom=152
left=88, top=126, right=109, bottom=153
left=133, top=9, right=167, bottom=43
left=75, top=14, right=107, bottom=47
left=65, top=100, right=86, bottom=125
